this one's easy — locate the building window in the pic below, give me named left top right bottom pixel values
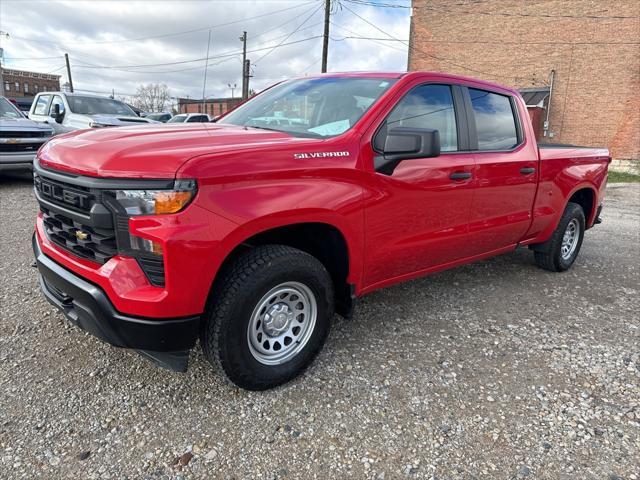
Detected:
left=34, top=85, right=39, bottom=92
left=15, top=82, right=20, bottom=92
left=4, top=82, right=9, bottom=92
left=24, top=83, right=29, bottom=93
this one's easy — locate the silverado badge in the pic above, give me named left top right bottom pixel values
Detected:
left=75, top=230, right=89, bottom=240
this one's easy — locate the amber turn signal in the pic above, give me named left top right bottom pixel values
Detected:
left=154, top=191, right=194, bottom=214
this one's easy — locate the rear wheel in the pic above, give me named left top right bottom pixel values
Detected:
left=201, top=245, right=334, bottom=390
left=533, top=202, right=585, bottom=272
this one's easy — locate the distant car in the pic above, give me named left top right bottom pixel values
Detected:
left=146, top=112, right=173, bottom=123
left=28, top=92, right=155, bottom=135
left=8, top=97, right=33, bottom=115
left=167, top=113, right=211, bottom=123
left=0, top=96, right=54, bottom=171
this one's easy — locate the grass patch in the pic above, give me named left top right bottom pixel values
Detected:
left=608, top=170, right=640, bottom=183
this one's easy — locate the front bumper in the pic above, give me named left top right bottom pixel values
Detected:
left=33, top=233, right=200, bottom=371
left=0, top=152, right=35, bottom=171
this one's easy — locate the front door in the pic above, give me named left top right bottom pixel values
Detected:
left=363, top=83, right=476, bottom=289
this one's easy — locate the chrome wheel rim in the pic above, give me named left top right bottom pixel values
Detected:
left=561, top=218, right=580, bottom=260
left=247, top=282, right=317, bottom=365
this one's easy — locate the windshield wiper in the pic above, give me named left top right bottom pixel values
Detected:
left=246, top=125, right=323, bottom=139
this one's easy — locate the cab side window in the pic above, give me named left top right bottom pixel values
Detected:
left=468, top=88, right=518, bottom=150
left=33, top=95, right=51, bottom=115
left=386, top=84, right=458, bottom=152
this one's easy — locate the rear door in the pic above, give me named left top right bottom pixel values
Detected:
left=463, top=87, right=538, bottom=254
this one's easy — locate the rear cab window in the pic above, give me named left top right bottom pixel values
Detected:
left=468, top=88, right=519, bottom=150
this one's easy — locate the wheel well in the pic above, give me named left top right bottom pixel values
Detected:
left=214, top=223, right=353, bottom=318
left=568, top=188, right=595, bottom=224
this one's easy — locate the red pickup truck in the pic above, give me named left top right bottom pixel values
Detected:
left=32, top=72, right=609, bottom=390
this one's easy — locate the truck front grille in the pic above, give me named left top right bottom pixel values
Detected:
left=0, top=131, right=50, bottom=138
left=41, top=207, right=117, bottom=264
left=34, top=162, right=167, bottom=286
left=0, top=142, right=45, bottom=153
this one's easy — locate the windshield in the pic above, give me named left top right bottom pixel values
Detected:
left=0, top=97, right=24, bottom=119
left=147, top=113, right=169, bottom=121
left=218, top=76, right=396, bottom=137
left=168, top=115, right=187, bottom=123
left=67, top=96, right=136, bottom=116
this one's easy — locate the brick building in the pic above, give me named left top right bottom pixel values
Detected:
left=409, top=0, right=639, bottom=171
left=178, top=97, right=243, bottom=117
left=2, top=68, right=61, bottom=99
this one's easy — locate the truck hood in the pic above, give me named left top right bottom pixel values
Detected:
left=0, top=116, right=54, bottom=133
left=82, top=113, right=152, bottom=125
left=37, top=123, right=308, bottom=178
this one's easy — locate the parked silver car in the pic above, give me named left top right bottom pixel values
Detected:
left=28, top=92, right=155, bottom=134
left=0, top=97, right=54, bottom=171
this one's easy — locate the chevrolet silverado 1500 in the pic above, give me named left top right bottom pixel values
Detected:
left=32, top=72, right=609, bottom=390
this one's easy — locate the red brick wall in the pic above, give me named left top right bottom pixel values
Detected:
left=409, top=0, right=640, bottom=164
left=179, top=98, right=242, bottom=116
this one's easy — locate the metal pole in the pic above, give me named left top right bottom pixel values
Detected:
left=202, top=29, right=212, bottom=114
left=321, top=0, right=330, bottom=73
left=0, top=48, right=4, bottom=95
left=543, top=69, right=555, bottom=137
left=244, top=59, right=250, bottom=99
left=65, top=53, right=74, bottom=92
left=241, top=31, right=248, bottom=100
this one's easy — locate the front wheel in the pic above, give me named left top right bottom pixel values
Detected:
left=201, top=245, right=334, bottom=390
left=533, top=202, right=586, bottom=272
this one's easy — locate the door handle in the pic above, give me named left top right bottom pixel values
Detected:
left=449, top=171, right=472, bottom=181
left=520, top=167, right=536, bottom=175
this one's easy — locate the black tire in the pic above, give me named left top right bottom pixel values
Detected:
left=533, top=202, right=586, bottom=272
left=201, top=245, right=334, bottom=390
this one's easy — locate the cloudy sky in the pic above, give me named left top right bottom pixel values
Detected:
left=0, top=0, right=410, bottom=104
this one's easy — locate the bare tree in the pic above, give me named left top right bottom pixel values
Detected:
left=131, top=83, right=171, bottom=113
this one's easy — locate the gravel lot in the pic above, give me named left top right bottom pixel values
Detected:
left=1, top=173, right=638, bottom=480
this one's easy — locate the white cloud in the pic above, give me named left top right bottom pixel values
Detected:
left=0, top=0, right=410, bottom=102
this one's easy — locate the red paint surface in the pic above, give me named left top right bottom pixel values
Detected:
left=35, top=72, right=610, bottom=318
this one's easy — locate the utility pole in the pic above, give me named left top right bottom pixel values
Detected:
left=0, top=47, right=4, bottom=94
left=228, top=83, right=237, bottom=99
left=240, top=31, right=249, bottom=100
left=321, top=0, right=330, bottom=73
left=64, top=53, right=74, bottom=92
left=201, top=29, right=212, bottom=114
left=243, top=59, right=251, bottom=100
left=0, top=31, right=10, bottom=92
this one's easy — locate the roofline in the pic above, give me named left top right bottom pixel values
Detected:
left=178, top=97, right=241, bottom=104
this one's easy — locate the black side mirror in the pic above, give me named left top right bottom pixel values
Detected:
left=51, top=104, right=64, bottom=124
left=374, top=127, right=441, bottom=175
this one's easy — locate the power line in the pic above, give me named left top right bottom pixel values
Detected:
left=7, top=2, right=318, bottom=47
left=331, top=35, right=639, bottom=46
left=254, top=3, right=324, bottom=66
left=69, top=36, right=323, bottom=71
left=343, top=0, right=640, bottom=19
left=340, top=2, right=537, bottom=81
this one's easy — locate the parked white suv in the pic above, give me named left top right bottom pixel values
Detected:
left=167, top=113, right=212, bottom=123
left=28, top=92, right=155, bottom=134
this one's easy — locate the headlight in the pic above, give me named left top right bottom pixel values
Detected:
left=112, top=179, right=197, bottom=215
left=89, top=121, right=110, bottom=128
